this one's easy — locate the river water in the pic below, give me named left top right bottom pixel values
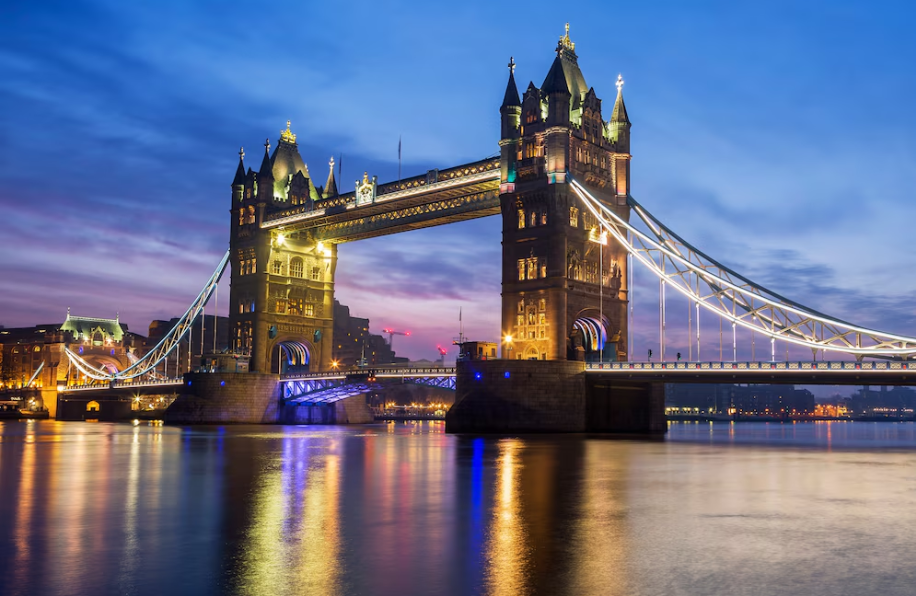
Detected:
left=1, top=420, right=915, bottom=596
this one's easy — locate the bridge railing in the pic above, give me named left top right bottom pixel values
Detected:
left=60, top=378, right=184, bottom=392
left=283, top=367, right=456, bottom=381
left=587, top=361, right=914, bottom=372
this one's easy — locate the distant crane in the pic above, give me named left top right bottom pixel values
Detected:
left=436, top=345, right=448, bottom=365
left=382, top=327, right=411, bottom=352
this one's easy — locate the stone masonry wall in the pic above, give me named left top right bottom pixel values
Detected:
left=446, top=360, right=587, bottom=433
left=165, top=372, right=281, bottom=424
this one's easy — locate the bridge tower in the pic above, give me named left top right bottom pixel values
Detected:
left=228, top=123, right=338, bottom=373
left=499, top=26, right=632, bottom=362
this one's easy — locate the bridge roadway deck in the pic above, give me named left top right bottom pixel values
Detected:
left=588, top=361, right=916, bottom=385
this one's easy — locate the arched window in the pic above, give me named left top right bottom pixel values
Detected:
left=247, top=206, right=256, bottom=224
left=290, top=257, right=304, bottom=278
left=238, top=209, right=245, bottom=226
left=271, top=260, right=283, bottom=275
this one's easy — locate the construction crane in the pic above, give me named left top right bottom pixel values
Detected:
left=436, top=345, right=448, bottom=365
left=382, top=328, right=411, bottom=351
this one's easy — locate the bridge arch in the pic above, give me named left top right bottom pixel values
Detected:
left=572, top=311, right=609, bottom=362
left=270, top=339, right=312, bottom=374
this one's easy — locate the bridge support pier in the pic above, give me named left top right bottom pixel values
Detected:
left=445, top=360, right=666, bottom=435
left=165, top=373, right=281, bottom=424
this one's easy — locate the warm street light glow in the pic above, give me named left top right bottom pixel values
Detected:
left=330, top=360, right=340, bottom=369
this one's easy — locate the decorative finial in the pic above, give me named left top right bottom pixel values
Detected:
left=508, top=56, right=516, bottom=74
left=363, top=171, right=369, bottom=184
left=264, top=138, right=270, bottom=151
left=329, top=156, right=335, bottom=169
left=280, top=120, right=297, bottom=143
left=558, top=22, right=575, bottom=53
left=239, top=146, right=245, bottom=160
left=616, top=74, right=624, bottom=93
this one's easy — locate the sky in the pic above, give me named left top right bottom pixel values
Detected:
left=1, top=0, right=915, bottom=372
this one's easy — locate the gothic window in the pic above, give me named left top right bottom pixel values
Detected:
left=517, top=259, right=526, bottom=281
left=540, top=261, right=547, bottom=278
left=247, top=206, right=256, bottom=224
left=540, top=210, right=547, bottom=225
left=529, top=211, right=537, bottom=228
left=569, top=206, right=579, bottom=227
left=527, top=308, right=537, bottom=325
left=246, top=188, right=252, bottom=199
left=290, top=258, right=303, bottom=278
left=271, top=260, right=282, bottom=275
left=238, top=209, right=245, bottom=226
left=290, top=194, right=299, bottom=206
left=518, top=209, right=525, bottom=229
left=275, top=299, right=287, bottom=314
left=517, top=315, right=524, bottom=328
left=311, top=266, right=321, bottom=281
left=518, top=300, right=525, bottom=314
left=538, top=298, right=546, bottom=311
left=305, top=304, right=315, bottom=317
left=538, top=313, right=547, bottom=325
left=288, top=298, right=303, bottom=316
left=526, top=258, right=537, bottom=280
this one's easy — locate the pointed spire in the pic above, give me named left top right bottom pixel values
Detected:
left=542, top=54, right=570, bottom=95
left=611, top=74, right=629, bottom=124
left=324, top=156, right=338, bottom=198
left=501, top=57, right=521, bottom=108
left=232, top=146, right=246, bottom=186
left=259, top=138, right=273, bottom=178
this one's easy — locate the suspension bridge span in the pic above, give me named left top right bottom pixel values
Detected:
left=57, top=27, right=916, bottom=432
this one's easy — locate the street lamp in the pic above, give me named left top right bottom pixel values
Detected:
left=504, top=334, right=513, bottom=360
left=330, top=359, right=340, bottom=370
left=589, top=227, right=609, bottom=363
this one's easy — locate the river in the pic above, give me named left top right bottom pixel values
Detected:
left=1, top=420, right=914, bottom=595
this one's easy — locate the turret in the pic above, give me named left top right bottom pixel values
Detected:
left=499, top=58, right=522, bottom=190
left=257, top=138, right=273, bottom=202
left=609, top=74, right=631, bottom=197
left=324, top=156, right=339, bottom=198
left=610, top=74, right=631, bottom=152
left=232, top=147, right=246, bottom=202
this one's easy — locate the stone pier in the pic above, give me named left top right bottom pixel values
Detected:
left=445, top=360, right=666, bottom=435
left=165, top=372, right=372, bottom=424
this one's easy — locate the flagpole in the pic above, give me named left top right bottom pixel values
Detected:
left=398, top=135, right=402, bottom=186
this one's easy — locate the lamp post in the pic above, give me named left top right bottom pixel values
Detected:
left=589, top=227, right=609, bottom=362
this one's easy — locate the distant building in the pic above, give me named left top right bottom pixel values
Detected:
left=666, top=383, right=816, bottom=417
left=332, top=300, right=406, bottom=368
left=0, top=311, right=143, bottom=416
left=848, top=386, right=916, bottom=418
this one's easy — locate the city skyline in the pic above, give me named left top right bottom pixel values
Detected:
left=2, top=0, right=915, bottom=363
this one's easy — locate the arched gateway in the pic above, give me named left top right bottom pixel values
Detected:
left=228, top=27, right=631, bottom=372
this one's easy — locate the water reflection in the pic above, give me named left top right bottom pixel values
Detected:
left=485, top=439, right=528, bottom=595
left=3, top=422, right=916, bottom=595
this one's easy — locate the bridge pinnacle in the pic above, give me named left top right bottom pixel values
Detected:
left=264, top=138, right=270, bottom=151
left=280, top=120, right=297, bottom=143
left=508, top=56, right=516, bottom=74
left=239, top=146, right=245, bottom=160
left=616, top=74, right=624, bottom=93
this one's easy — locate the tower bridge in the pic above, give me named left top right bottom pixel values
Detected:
left=58, top=25, right=916, bottom=433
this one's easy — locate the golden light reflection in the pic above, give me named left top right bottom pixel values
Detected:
left=238, top=439, right=342, bottom=596
left=12, top=428, right=36, bottom=588
left=484, top=438, right=530, bottom=596
left=568, top=441, right=632, bottom=596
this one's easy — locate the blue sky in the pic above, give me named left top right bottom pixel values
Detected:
left=1, top=0, right=914, bottom=366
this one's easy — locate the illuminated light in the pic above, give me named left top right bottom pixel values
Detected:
left=504, top=371, right=511, bottom=379
left=220, top=381, right=225, bottom=386
left=317, top=242, right=324, bottom=252
left=276, top=233, right=286, bottom=245
left=474, top=372, right=482, bottom=381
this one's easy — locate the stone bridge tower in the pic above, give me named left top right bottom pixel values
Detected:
left=228, top=122, right=338, bottom=373
left=499, top=26, right=632, bottom=362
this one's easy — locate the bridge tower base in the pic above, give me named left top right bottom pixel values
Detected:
left=445, top=360, right=666, bottom=435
